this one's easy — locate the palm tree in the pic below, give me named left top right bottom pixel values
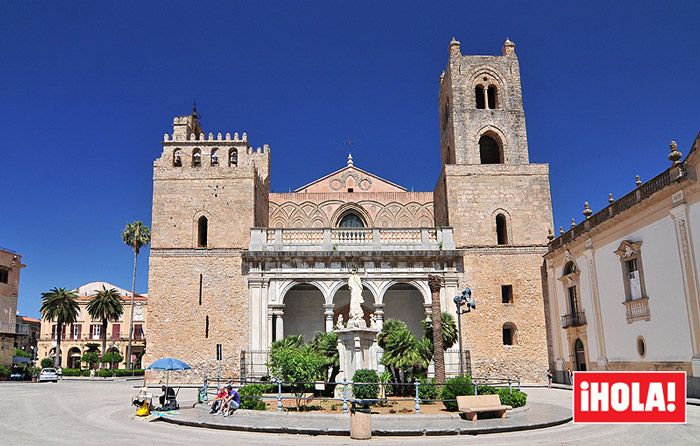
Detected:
left=86, top=286, right=124, bottom=362
left=422, top=312, right=458, bottom=353
left=428, top=274, right=446, bottom=384
left=122, top=221, right=151, bottom=369
left=40, top=288, right=80, bottom=368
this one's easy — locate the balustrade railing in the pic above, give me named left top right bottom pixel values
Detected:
left=250, top=227, right=454, bottom=252
left=623, top=297, right=651, bottom=322
left=561, top=311, right=587, bottom=328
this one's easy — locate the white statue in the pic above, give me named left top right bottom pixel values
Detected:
left=336, top=314, right=345, bottom=329
left=348, top=267, right=366, bottom=328
left=369, top=313, right=377, bottom=329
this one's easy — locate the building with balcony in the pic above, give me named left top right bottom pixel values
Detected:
left=0, top=248, right=25, bottom=366
left=544, top=135, right=700, bottom=397
left=146, top=39, right=554, bottom=383
left=37, top=281, right=148, bottom=369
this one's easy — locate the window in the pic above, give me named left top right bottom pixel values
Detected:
left=134, top=324, right=144, bottom=340
left=205, top=315, right=209, bottom=338
left=0, top=267, right=9, bottom=284
left=339, top=213, right=365, bottom=228
left=51, top=324, right=56, bottom=340
left=192, top=148, right=202, bottom=167
left=615, top=240, right=647, bottom=302
left=487, top=85, right=498, bottom=109
left=199, top=274, right=203, bottom=305
left=211, top=148, right=219, bottom=166
left=479, top=135, right=502, bottom=164
left=72, top=324, right=81, bottom=340
left=173, top=149, right=182, bottom=167
left=443, top=98, right=450, bottom=130
left=475, top=85, right=486, bottom=109
left=90, top=324, right=101, bottom=340
left=197, top=216, right=208, bottom=248
left=637, top=336, right=646, bottom=357
left=502, top=323, right=516, bottom=345
left=348, top=188, right=354, bottom=193
left=112, top=323, right=120, bottom=340
left=229, top=148, right=238, bottom=166
left=496, top=213, right=508, bottom=245
left=501, top=285, right=513, bottom=304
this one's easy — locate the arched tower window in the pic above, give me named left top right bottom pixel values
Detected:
left=496, top=213, right=508, bottom=245
left=479, top=135, right=503, bottom=164
left=338, top=213, right=365, bottom=228
left=192, top=148, right=202, bottom=167
left=487, top=85, right=498, bottom=109
left=442, top=97, right=450, bottom=130
left=502, top=322, right=516, bottom=345
left=173, top=149, right=182, bottom=167
left=475, top=85, right=486, bottom=109
left=197, top=216, right=208, bottom=248
left=211, top=148, right=219, bottom=166
left=228, top=148, right=238, bottom=167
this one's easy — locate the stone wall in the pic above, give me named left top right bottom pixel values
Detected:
left=144, top=254, right=248, bottom=380
left=460, top=250, right=549, bottom=383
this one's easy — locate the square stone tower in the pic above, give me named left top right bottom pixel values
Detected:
left=145, top=109, right=269, bottom=378
left=434, top=38, right=553, bottom=380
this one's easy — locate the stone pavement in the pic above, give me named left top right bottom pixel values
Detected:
left=154, top=399, right=571, bottom=436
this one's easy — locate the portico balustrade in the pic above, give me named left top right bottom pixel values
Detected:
left=251, top=227, right=454, bottom=252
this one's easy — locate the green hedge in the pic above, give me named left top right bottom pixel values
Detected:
left=440, top=375, right=474, bottom=411
left=418, top=377, right=437, bottom=403
left=352, top=369, right=379, bottom=400
left=0, top=365, right=10, bottom=378
left=61, top=368, right=82, bottom=376
left=498, top=388, right=527, bottom=408
left=238, top=384, right=269, bottom=410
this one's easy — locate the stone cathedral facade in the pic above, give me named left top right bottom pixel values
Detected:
left=145, top=39, right=553, bottom=383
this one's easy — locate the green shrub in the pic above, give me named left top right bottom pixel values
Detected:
left=101, top=351, right=124, bottom=367
left=441, top=375, right=474, bottom=411
left=418, top=377, right=437, bottom=403
left=239, top=384, right=268, bottom=410
left=41, top=358, right=54, bottom=368
left=61, top=368, right=81, bottom=377
left=0, top=365, right=10, bottom=378
left=14, top=348, right=31, bottom=358
left=476, top=384, right=498, bottom=395
left=352, top=369, right=379, bottom=400
left=498, top=388, right=527, bottom=408
left=81, top=369, right=91, bottom=377
left=97, top=368, right=113, bottom=378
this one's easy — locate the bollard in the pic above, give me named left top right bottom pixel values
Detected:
left=277, top=380, right=283, bottom=412
left=414, top=381, right=421, bottom=414
left=474, top=379, right=478, bottom=396
left=508, top=378, right=512, bottom=394
left=342, top=378, right=348, bottom=414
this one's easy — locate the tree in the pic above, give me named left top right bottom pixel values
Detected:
left=422, top=312, right=458, bottom=353
left=40, top=287, right=80, bottom=368
left=268, top=345, right=325, bottom=409
left=122, top=221, right=151, bottom=369
left=81, top=351, right=100, bottom=370
left=86, top=286, right=124, bottom=361
left=428, top=275, right=446, bottom=384
left=378, top=319, right=429, bottom=391
left=309, top=331, right=340, bottom=383
left=101, top=350, right=124, bottom=369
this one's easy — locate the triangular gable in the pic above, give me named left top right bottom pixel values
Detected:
left=294, top=156, right=407, bottom=193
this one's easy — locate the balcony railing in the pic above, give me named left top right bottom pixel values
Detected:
left=561, top=311, right=587, bottom=329
left=623, top=297, right=651, bottom=323
left=0, top=322, right=30, bottom=335
left=250, top=227, right=454, bottom=252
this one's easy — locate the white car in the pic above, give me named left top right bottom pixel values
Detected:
left=38, top=368, right=58, bottom=383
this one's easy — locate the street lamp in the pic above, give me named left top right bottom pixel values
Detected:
left=453, top=288, right=476, bottom=376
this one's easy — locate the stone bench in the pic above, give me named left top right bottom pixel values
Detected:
left=457, top=395, right=511, bottom=421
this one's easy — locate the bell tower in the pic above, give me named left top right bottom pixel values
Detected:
left=439, top=38, right=529, bottom=166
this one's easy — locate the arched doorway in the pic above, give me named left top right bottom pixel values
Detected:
left=282, top=283, right=325, bottom=342
left=332, top=284, right=375, bottom=327
left=574, top=338, right=587, bottom=371
left=383, top=283, right=426, bottom=338
left=67, top=347, right=81, bottom=369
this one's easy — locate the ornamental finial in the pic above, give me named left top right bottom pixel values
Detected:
left=583, top=202, right=592, bottom=218
left=668, top=140, right=682, bottom=165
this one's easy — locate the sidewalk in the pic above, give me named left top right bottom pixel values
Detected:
left=152, top=401, right=572, bottom=436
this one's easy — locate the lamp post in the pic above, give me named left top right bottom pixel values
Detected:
left=453, top=288, right=476, bottom=376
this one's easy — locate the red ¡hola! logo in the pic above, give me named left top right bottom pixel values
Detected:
left=573, top=371, right=686, bottom=423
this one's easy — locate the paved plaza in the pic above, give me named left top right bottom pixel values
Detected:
left=1, top=380, right=699, bottom=445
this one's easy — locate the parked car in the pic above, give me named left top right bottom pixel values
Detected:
left=10, top=372, right=25, bottom=381
left=38, top=368, right=58, bottom=383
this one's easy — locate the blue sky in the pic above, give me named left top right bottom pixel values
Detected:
left=1, top=1, right=698, bottom=317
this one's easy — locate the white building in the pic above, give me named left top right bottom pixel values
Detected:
left=544, top=135, right=700, bottom=397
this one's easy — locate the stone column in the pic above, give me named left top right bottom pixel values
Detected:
left=270, top=305, right=285, bottom=342
left=372, top=303, right=385, bottom=330
left=323, top=303, right=335, bottom=332
left=267, top=308, right=274, bottom=347
left=584, top=241, right=608, bottom=370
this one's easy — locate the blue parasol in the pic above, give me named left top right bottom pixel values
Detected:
left=146, top=358, right=192, bottom=408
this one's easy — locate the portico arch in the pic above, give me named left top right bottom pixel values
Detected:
left=67, top=347, right=81, bottom=369
left=382, top=282, right=427, bottom=338
left=281, top=283, right=325, bottom=342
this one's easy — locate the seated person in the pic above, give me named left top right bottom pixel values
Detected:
left=132, top=386, right=152, bottom=408
left=158, top=385, right=176, bottom=407
left=221, top=385, right=241, bottom=416
left=210, top=387, right=229, bottom=413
